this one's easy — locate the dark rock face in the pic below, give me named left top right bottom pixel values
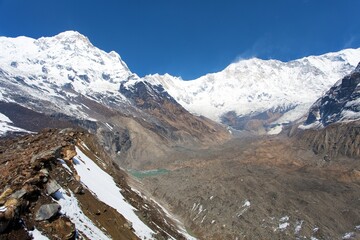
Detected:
left=0, top=101, right=77, bottom=134
left=305, top=63, right=360, bottom=126
left=105, top=129, right=131, bottom=153
left=120, top=81, right=178, bottom=110
left=120, top=80, right=230, bottom=145
left=35, top=203, right=61, bottom=221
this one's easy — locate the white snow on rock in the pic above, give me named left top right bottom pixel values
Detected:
left=53, top=188, right=111, bottom=240
left=342, top=232, right=356, bottom=239
left=237, top=199, right=251, bottom=217
left=0, top=112, right=31, bottom=135
left=57, top=159, right=73, bottom=173
left=267, top=125, right=282, bottom=135
left=0, top=206, right=7, bottom=212
left=294, top=220, right=304, bottom=235
left=274, top=216, right=290, bottom=232
left=28, top=227, right=50, bottom=240
left=72, top=146, right=155, bottom=239
left=0, top=112, right=12, bottom=122
left=242, top=200, right=251, bottom=208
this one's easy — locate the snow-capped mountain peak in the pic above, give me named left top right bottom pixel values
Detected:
left=1, top=31, right=360, bottom=134
left=0, top=31, right=139, bottom=120
left=142, top=48, right=360, bottom=133
left=0, top=31, right=132, bottom=87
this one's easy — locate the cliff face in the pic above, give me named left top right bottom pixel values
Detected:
left=304, top=63, right=360, bottom=128
left=295, top=121, right=360, bottom=160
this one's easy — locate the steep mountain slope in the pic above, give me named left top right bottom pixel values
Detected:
left=0, top=128, right=194, bottom=239
left=143, top=49, right=360, bottom=132
left=0, top=31, right=230, bottom=169
left=295, top=62, right=360, bottom=161
left=0, top=31, right=131, bottom=118
left=303, top=63, right=360, bottom=128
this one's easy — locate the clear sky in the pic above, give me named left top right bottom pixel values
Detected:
left=0, top=0, right=359, bottom=79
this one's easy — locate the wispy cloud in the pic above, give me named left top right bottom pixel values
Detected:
left=233, top=34, right=290, bottom=63
left=343, top=35, right=359, bottom=49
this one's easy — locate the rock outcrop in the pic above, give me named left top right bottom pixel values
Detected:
left=304, top=63, right=360, bottom=127
left=0, top=128, right=192, bottom=239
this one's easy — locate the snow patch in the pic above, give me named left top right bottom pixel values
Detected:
left=294, top=220, right=304, bottom=235
left=278, top=222, right=290, bottom=231
left=53, top=188, right=110, bottom=240
left=57, top=159, right=73, bottom=173
left=0, top=206, right=6, bottom=212
left=242, top=200, right=251, bottom=208
left=0, top=113, right=12, bottom=122
left=342, top=232, right=356, bottom=239
left=0, top=112, right=32, bottom=135
left=280, top=216, right=289, bottom=222
left=29, top=227, right=50, bottom=240
left=237, top=199, right=251, bottom=217
left=267, top=125, right=282, bottom=135
left=73, top=147, right=155, bottom=239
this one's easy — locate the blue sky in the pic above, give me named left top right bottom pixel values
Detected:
left=0, top=0, right=359, bottom=79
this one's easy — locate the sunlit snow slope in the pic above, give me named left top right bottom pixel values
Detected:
left=72, top=145, right=155, bottom=239
left=144, top=49, right=360, bottom=128
left=0, top=31, right=136, bottom=119
left=1, top=31, right=360, bottom=132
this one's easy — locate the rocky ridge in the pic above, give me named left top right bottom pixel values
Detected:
left=0, top=128, right=192, bottom=239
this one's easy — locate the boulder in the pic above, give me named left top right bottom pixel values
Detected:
left=46, top=180, right=61, bottom=196
left=35, top=203, right=61, bottom=221
left=45, top=216, right=76, bottom=240
left=31, top=146, right=62, bottom=164
left=61, top=146, right=77, bottom=161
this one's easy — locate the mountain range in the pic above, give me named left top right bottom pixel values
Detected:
left=1, top=31, right=360, bottom=239
left=1, top=31, right=360, bottom=135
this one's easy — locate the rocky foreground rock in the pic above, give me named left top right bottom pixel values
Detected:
left=0, top=128, right=188, bottom=240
